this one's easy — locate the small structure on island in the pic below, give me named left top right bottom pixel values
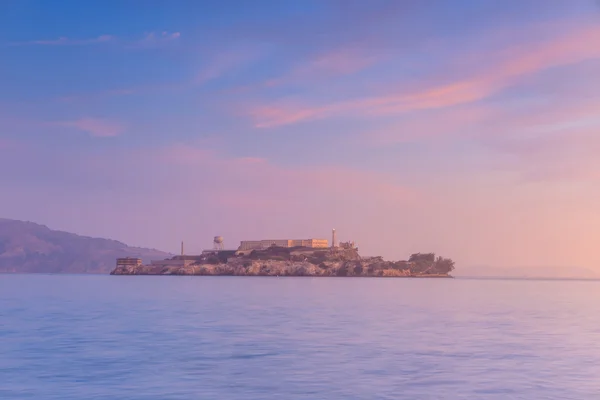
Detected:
left=201, top=236, right=236, bottom=255
left=339, top=241, right=357, bottom=250
left=213, top=236, right=224, bottom=250
left=328, top=229, right=357, bottom=252
left=116, top=257, right=142, bottom=267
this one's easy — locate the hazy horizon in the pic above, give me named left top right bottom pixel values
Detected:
left=2, top=216, right=596, bottom=278
left=2, top=1, right=600, bottom=274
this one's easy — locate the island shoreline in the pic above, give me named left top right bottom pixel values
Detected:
left=111, top=247, right=455, bottom=278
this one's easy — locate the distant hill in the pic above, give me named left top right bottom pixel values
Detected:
left=455, top=265, right=599, bottom=279
left=0, top=218, right=171, bottom=274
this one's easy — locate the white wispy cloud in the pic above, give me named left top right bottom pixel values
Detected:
left=7, top=31, right=181, bottom=48
left=9, top=35, right=114, bottom=46
left=133, top=31, right=182, bottom=48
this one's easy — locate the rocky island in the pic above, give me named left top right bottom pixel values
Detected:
left=110, top=246, right=455, bottom=278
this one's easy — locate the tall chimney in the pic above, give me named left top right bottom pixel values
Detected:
left=332, top=228, right=337, bottom=248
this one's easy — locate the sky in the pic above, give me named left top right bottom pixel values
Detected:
left=1, top=0, right=600, bottom=271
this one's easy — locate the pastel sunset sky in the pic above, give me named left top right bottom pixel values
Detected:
left=2, top=0, right=600, bottom=270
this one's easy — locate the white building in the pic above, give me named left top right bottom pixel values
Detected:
left=238, top=238, right=328, bottom=251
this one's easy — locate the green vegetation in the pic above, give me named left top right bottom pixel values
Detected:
left=408, top=253, right=455, bottom=274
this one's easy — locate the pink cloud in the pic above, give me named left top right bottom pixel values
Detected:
left=157, top=143, right=216, bottom=164
left=366, top=105, right=494, bottom=145
left=249, top=24, right=600, bottom=128
left=484, top=122, right=600, bottom=161
left=504, top=99, right=600, bottom=132
left=234, top=157, right=267, bottom=165
left=266, top=45, right=382, bottom=87
left=56, top=118, right=124, bottom=137
left=309, top=47, right=380, bottom=75
left=366, top=93, right=600, bottom=145
left=195, top=47, right=264, bottom=85
left=357, top=87, right=600, bottom=184
left=488, top=136, right=600, bottom=184
left=148, top=143, right=416, bottom=208
left=250, top=103, right=331, bottom=128
left=467, top=99, right=600, bottom=183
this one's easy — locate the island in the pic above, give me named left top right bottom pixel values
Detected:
left=110, top=244, right=455, bottom=278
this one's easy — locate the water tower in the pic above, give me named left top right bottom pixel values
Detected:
left=213, top=236, right=224, bottom=250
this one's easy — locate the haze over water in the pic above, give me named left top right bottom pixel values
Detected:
left=1, top=275, right=599, bottom=399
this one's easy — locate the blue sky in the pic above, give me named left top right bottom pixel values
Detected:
left=2, top=0, right=600, bottom=270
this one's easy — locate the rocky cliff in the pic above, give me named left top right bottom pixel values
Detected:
left=111, top=247, right=454, bottom=278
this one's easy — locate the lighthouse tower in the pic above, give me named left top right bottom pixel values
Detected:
left=332, top=228, right=337, bottom=248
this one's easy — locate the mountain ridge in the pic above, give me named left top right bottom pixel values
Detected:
left=0, top=218, right=171, bottom=274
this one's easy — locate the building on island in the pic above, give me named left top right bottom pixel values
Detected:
left=116, top=257, right=142, bottom=267
left=238, top=238, right=328, bottom=251
left=117, top=231, right=345, bottom=266
left=150, top=258, right=195, bottom=268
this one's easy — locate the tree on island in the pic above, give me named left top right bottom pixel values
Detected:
left=433, top=256, right=455, bottom=274
left=409, top=253, right=455, bottom=274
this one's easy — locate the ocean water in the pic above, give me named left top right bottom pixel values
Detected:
left=1, top=275, right=599, bottom=399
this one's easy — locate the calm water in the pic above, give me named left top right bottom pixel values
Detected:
left=1, top=275, right=599, bottom=399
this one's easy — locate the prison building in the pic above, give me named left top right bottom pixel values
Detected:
left=238, top=238, right=328, bottom=251
left=116, top=257, right=143, bottom=267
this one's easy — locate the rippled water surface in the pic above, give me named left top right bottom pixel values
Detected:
left=1, top=275, right=600, bottom=399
